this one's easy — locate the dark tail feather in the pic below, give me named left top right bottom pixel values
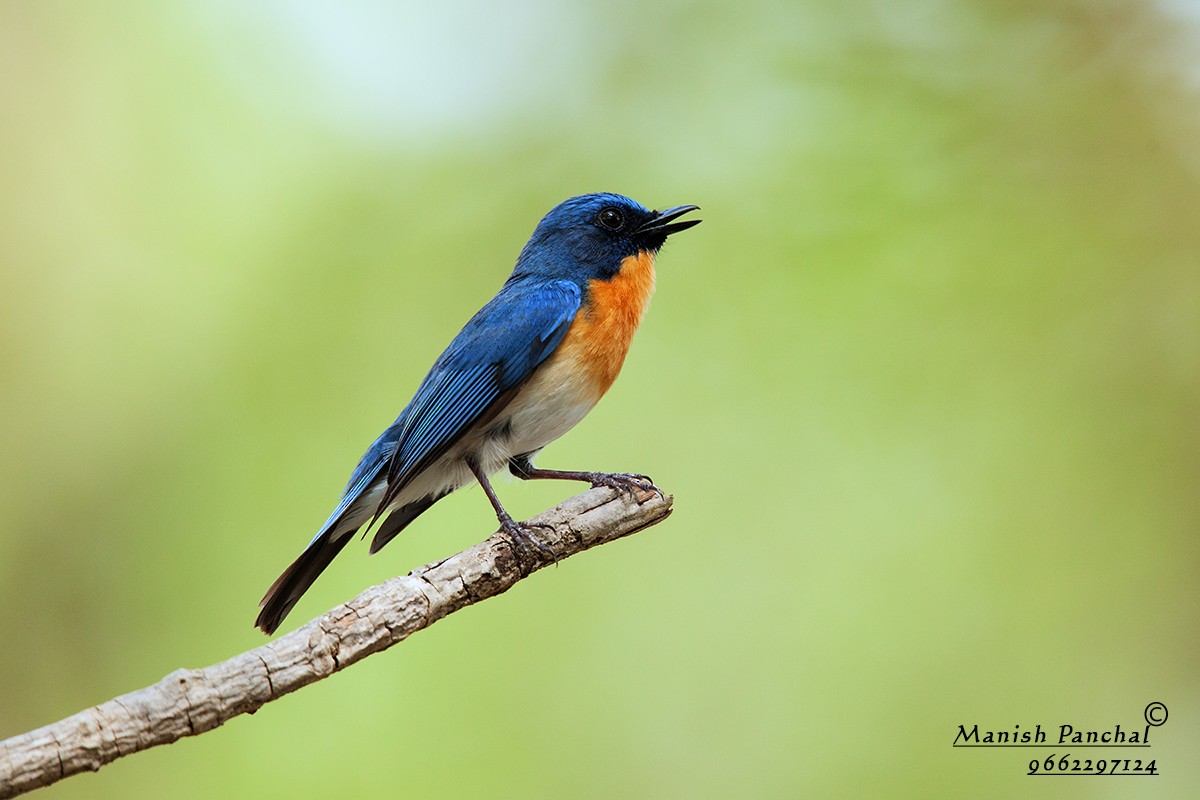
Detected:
left=368, top=492, right=447, bottom=554
left=255, top=532, right=354, bottom=635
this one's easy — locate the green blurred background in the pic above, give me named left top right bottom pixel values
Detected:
left=2, top=1, right=1197, bottom=797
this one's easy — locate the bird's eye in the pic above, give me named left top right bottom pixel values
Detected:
left=597, top=207, right=624, bottom=231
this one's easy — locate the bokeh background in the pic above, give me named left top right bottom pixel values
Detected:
left=2, top=1, right=1197, bottom=797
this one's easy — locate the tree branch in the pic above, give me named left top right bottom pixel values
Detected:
left=0, top=486, right=672, bottom=798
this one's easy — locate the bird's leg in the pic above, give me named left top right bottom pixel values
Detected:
left=508, top=454, right=665, bottom=501
left=467, top=459, right=558, bottom=562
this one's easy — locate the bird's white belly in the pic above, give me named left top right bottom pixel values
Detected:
left=383, top=350, right=602, bottom=511
left=500, top=356, right=601, bottom=456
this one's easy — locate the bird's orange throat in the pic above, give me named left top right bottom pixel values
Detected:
left=561, top=250, right=657, bottom=397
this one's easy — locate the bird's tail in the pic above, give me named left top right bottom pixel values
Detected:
left=255, top=531, right=354, bottom=635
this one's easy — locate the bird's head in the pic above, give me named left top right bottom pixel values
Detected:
left=512, top=193, right=700, bottom=284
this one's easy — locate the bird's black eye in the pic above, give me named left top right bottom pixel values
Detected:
left=597, top=207, right=624, bottom=231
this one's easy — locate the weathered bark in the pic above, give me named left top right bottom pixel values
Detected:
left=0, top=486, right=671, bottom=798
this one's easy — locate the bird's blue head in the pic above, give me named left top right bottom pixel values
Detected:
left=510, top=193, right=700, bottom=284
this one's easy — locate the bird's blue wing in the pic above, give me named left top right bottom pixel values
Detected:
left=376, top=278, right=582, bottom=506
left=302, top=279, right=579, bottom=546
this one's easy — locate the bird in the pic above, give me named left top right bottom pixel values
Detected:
left=255, top=192, right=700, bottom=634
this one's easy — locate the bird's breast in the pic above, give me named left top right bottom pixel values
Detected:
left=557, top=249, right=657, bottom=397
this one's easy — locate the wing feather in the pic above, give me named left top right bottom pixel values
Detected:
left=375, top=278, right=582, bottom=511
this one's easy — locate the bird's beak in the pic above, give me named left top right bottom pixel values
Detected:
left=636, top=204, right=702, bottom=238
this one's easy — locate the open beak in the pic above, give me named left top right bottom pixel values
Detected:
left=636, top=204, right=702, bottom=238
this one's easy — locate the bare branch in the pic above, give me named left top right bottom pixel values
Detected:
left=0, top=487, right=672, bottom=798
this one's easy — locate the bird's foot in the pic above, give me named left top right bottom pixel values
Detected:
left=588, top=472, right=665, bottom=502
left=498, top=516, right=559, bottom=565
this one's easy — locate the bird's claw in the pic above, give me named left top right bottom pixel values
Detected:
left=590, top=472, right=665, bottom=502
left=499, top=517, right=559, bottom=564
